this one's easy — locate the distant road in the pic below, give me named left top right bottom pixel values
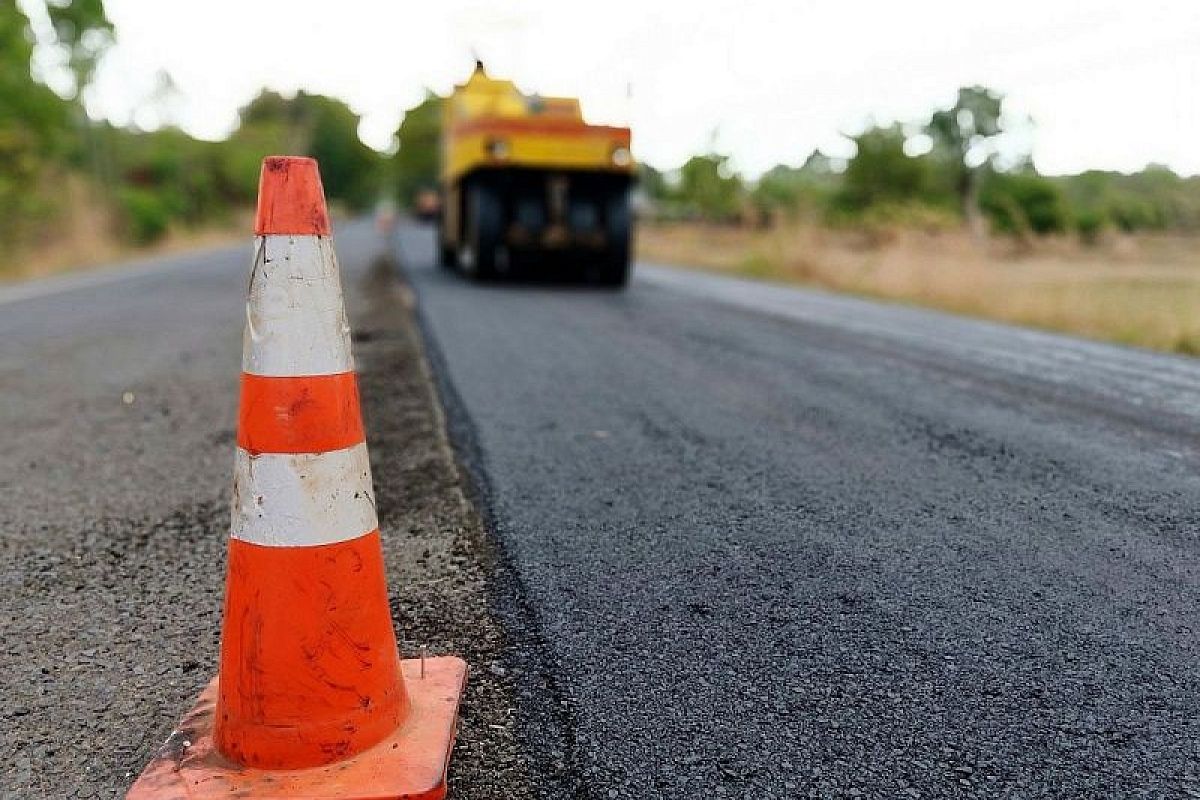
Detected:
left=399, top=221, right=1200, bottom=798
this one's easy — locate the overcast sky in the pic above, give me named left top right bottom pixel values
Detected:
left=28, top=0, right=1200, bottom=177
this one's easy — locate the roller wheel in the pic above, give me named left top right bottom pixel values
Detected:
left=595, top=188, right=632, bottom=288
left=460, top=179, right=503, bottom=281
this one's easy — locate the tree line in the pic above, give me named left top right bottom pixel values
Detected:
left=5, top=0, right=1198, bottom=261
left=3, top=0, right=392, bottom=251
left=642, top=87, right=1200, bottom=241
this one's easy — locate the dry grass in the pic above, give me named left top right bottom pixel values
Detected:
left=0, top=177, right=249, bottom=284
left=637, top=221, right=1200, bottom=355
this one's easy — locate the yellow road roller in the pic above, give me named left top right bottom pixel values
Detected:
left=439, top=62, right=635, bottom=286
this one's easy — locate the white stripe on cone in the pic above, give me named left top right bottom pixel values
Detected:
left=243, top=235, right=354, bottom=377
left=231, top=442, right=377, bottom=547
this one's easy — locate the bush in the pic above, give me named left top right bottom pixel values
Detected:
left=1107, top=197, right=1161, bottom=232
left=117, top=187, right=172, bottom=244
left=837, top=124, right=935, bottom=212
left=676, top=153, right=744, bottom=221
left=750, top=155, right=839, bottom=222
left=981, top=172, right=1069, bottom=235
left=1073, top=208, right=1107, bottom=244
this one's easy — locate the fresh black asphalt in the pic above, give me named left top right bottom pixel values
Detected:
left=398, top=222, right=1200, bottom=799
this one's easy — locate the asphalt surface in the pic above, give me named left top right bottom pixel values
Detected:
left=5, top=220, right=1199, bottom=799
left=398, top=222, right=1200, bottom=798
left=0, top=223, right=530, bottom=799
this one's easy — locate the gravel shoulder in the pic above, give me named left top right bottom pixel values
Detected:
left=355, top=253, right=531, bottom=798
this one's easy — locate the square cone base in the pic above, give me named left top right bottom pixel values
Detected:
left=126, top=656, right=468, bottom=800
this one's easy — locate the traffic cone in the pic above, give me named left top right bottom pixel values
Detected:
left=127, top=156, right=468, bottom=800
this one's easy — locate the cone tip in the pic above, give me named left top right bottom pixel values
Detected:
left=255, top=156, right=331, bottom=236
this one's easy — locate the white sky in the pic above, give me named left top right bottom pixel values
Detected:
left=30, top=0, right=1200, bottom=177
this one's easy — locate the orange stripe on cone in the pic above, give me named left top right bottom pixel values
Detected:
left=238, top=372, right=365, bottom=454
left=254, top=156, right=332, bottom=236
left=215, top=532, right=408, bottom=769
left=126, top=155, right=467, bottom=800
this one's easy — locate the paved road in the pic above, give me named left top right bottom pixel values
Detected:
left=0, top=223, right=527, bottom=799
left=398, top=222, right=1200, bottom=798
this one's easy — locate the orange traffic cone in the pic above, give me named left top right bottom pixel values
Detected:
left=127, top=156, right=467, bottom=800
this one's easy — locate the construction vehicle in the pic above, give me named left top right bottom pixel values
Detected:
left=439, top=62, right=635, bottom=286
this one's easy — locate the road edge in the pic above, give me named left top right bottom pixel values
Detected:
left=399, top=257, right=595, bottom=800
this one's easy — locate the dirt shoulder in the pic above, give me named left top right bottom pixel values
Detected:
left=341, top=255, right=535, bottom=799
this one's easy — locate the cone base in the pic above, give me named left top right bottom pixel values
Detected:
left=126, top=657, right=467, bottom=800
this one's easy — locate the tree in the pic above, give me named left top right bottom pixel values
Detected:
left=980, top=170, right=1069, bottom=237
left=751, top=164, right=802, bottom=216
left=1055, top=165, right=1200, bottom=234
left=0, top=3, right=71, bottom=145
left=0, top=1, right=74, bottom=243
left=231, top=90, right=384, bottom=210
left=391, top=91, right=442, bottom=206
left=751, top=150, right=841, bottom=220
left=676, top=152, right=743, bottom=221
left=838, top=124, right=930, bottom=211
left=925, top=86, right=1007, bottom=234
left=637, top=162, right=668, bottom=203
left=305, top=94, right=382, bottom=210
left=43, top=0, right=114, bottom=99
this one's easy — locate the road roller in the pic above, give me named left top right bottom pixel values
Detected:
left=439, top=62, right=635, bottom=286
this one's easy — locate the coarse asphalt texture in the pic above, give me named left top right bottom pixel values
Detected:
left=0, top=222, right=531, bottom=799
left=397, top=221, right=1200, bottom=799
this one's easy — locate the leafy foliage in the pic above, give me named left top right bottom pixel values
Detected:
left=926, top=86, right=1008, bottom=226
left=392, top=91, right=442, bottom=205
left=836, top=125, right=933, bottom=212
left=3, top=1, right=389, bottom=251
left=233, top=90, right=384, bottom=210
left=637, top=162, right=669, bottom=202
left=1057, top=166, right=1200, bottom=233
left=675, top=153, right=743, bottom=220
left=750, top=151, right=840, bottom=219
left=649, top=85, right=1200, bottom=240
left=0, top=2, right=73, bottom=243
left=43, top=0, right=114, bottom=97
left=116, top=185, right=173, bottom=243
left=980, top=171, right=1070, bottom=234
left=4, top=2, right=1200, bottom=260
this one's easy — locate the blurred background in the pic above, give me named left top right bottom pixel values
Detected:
left=3, top=0, right=1199, bottom=350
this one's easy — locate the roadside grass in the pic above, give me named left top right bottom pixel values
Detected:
left=637, top=221, right=1200, bottom=356
left=0, top=177, right=250, bottom=284
left=2, top=222, right=250, bottom=285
